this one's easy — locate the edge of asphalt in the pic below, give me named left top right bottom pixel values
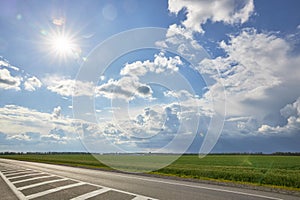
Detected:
left=0, top=175, right=19, bottom=200
left=1, top=158, right=299, bottom=198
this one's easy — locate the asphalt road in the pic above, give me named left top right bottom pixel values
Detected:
left=0, top=158, right=298, bottom=200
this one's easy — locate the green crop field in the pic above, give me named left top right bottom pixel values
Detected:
left=0, top=154, right=299, bottom=190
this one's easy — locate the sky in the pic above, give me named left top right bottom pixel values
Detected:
left=1, top=0, right=300, bottom=154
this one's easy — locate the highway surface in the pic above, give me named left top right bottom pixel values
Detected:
left=0, top=158, right=298, bottom=200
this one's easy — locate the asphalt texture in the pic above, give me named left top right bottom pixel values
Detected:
left=0, top=158, right=299, bottom=200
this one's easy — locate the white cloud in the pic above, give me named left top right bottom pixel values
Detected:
left=0, top=59, right=9, bottom=67
left=0, top=57, right=19, bottom=71
left=0, top=68, right=21, bottom=90
left=0, top=105, right=66, bottom=136
left=95, top=76, right=152, bottom=100
left=52, top=106, right=62, bottom=119
left=166, top=24, right=193, bottom=40
left=115, top=106, right=168, bottom=139
left=1, top=57, right=42, bottom=92
left=0, top=98, right=200, bottom=152
left=43, top=75, right=95, bottom=97
left=0, top=104, right=91, bottom=147
left=258, top=97, right=300, bottom=135
left=193, top=28, right=300, bottom=138
left=168, top=0, right=254, bottom=33
left=198, top=28, right=300, bottom=118
left=24, top=76, right=42, bottom=91
left=90, top=101, right=200, bottom=151
left=280, top=99, right=300, bottom=119
left=156, top=27, right=209, bottom=69
left=120, top=52, right=182, bottom=77
left=96, top=52, right=183, bottom=101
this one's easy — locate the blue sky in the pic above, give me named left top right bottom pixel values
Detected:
left=0, top=0, right=300, bottom=153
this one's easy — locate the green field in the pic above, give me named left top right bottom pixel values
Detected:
left=0, top=154, right=299, bottom=190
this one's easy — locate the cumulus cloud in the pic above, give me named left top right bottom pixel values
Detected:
left=52, top=106, right=61, bottom=118
left=96, top=52, right=183, bottom=101
left=0, top=105, right=69, bottom=136
left=43, top=75, right=94, bottom=97
left=193, top=28, right=300, bottom=139
left=198, top=28, right=300, bottom=118
left=0, top=68, right=21, bottom=90
left=280, top=99, right=300, bottom=118
left=1, top=57, right=42, bottom=92
left=0, top=104, right=92, bottom=150
left=168, top=0, right=254, bottom=33
left=95, top=77, right=152, bottom=100
left=258, top=97, right=300, bottom=135
left=24, top=76, right=42, bottom=91
left=0, top=57, right=19, bottom=71
left=120, top=52, right=182, bottom=77
left=91, top=102, right=197, bottom=151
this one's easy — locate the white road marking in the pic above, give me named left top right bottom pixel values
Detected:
left=2, top=169, right=27, bottom=173
left=0, top=170, right=27, bottom=200
left=70, top=187, right=111, bottom=200
left=8, top=172, right=44, bottom=180
left=4, top=170, right=34, bottom=176
left=12, top=175, right=54, bottom=184
left=0, top=162, right=157, bottom=200
left=26, top=182, right=85, bottom=199
left=92, top=171, right=284, bottom=200
left=2, top=159, right=282, bottom=200
left=18, top=178, right=68, bottom=190
left=132, top=196, right=154, bottom=200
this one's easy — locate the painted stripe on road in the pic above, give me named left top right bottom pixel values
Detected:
left=0, top=169, right=27, bottom=200
left=132, top=196, right=155, bottom=200
left=18, top=178, right=68, bottom=190
left=4, top=170, right=34, bottom=176
left=2, top=169, right=27, bottom=173
left=70, top=187, right=111, bottom=200
left=1, top=160, right=283, bottom=200
left=94, top=170, right=284, bottom=200
left=8, top=172, right=44, bottom=180
left=26, top=182, right=85, bottom=199
left=0, top=162, right=157, bottom=200
left=11, top=175, right=54, bottom=184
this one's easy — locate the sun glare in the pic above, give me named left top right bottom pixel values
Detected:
left=46, top=31, right=80, bottom=61
left=50, top=34, right=75, bottom=56
left=52, top=36, right=73, bottom=54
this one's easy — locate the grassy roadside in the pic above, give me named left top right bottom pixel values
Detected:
left=0, top=154, right=299, bottom=191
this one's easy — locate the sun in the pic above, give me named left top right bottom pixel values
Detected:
left=45, top=30, right=80, bottom=61
left=51, top=35, right=74, bottom=55
left=49, top=33, right=76, bottom=57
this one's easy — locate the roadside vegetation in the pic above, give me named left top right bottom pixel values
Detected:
left=0, top=153, right=299, bottom=190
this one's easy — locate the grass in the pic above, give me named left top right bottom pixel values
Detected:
left=154, top=155, right=300, bottom=190
left=0, top=154, right=299, bottom=190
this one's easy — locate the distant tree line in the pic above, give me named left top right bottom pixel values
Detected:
left=0, top=152, right=91, bottom=155
left=195, top=152, right=300, bottom=156
left=0, top=152, right=300, bottom=156
left=272, top=152, right=300, bottom=156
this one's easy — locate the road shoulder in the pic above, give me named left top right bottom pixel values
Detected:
left=0, top=175, right=18, bottom=200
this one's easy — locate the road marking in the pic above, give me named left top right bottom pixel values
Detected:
left=18, top=178, right=68, bottom=190
left=2, top=169, right=27, bottom=173
left=3, top=170, right=33, bottom=176
left=94, top=171, right=284, bottom=200
left=0, top=169, right=27, bottom=200
left=132, top=196, right=154, bottom=200
left=70, top=187, right=111, bottom=200
left=11, top=175, right=54, bottom=184
left=0, top=162, right=158, bottom=200
left=8, top=172, right=44, bottom=180
left=26, top=182, right=85, bottom=199
left=1, top=159, right=282, bottom=200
